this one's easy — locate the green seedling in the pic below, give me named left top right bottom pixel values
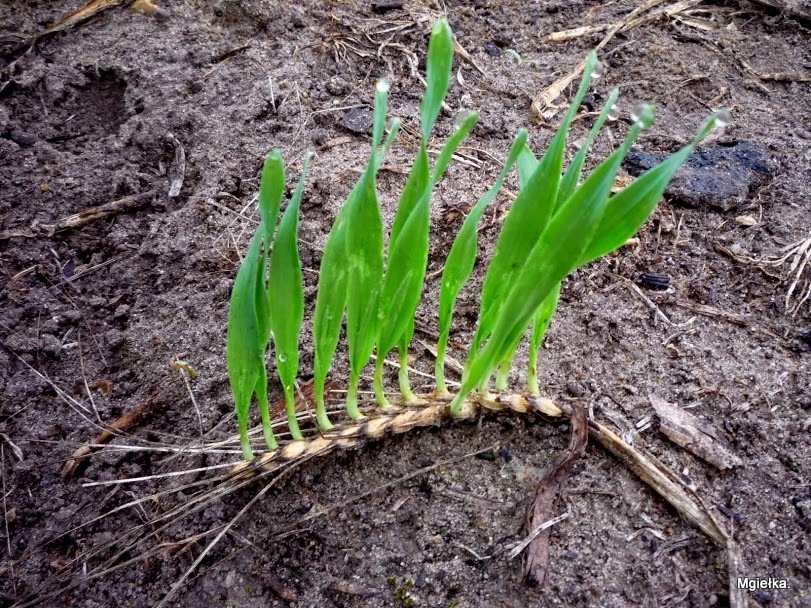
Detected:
left=374, top=19, right=475, bottom=405
left=226, top=17, right=729, bottom=459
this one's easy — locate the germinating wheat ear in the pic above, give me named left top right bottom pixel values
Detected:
left=227, top=18, right=731, bottom=462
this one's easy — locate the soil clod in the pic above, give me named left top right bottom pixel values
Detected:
left=624, top=141, right=773, bottom=211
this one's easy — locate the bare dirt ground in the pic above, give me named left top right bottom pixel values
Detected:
left=1, top=1, right=810, bottom=607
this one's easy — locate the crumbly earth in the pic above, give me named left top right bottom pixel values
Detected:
left=1, top=1, right=810, bottom=607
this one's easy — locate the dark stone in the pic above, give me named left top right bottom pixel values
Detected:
left=566, top=382, right=585, bottom=398
left=8, top=128, right=36, bottom=146
left=623, top=141, right=772, bottom=212
left=339, top=107, right=374, bottom=134
left=639, top=272, right=671, bottom=290
left=371, top=0, right=404, bottom=13
left=482, top=42, right=501, bottom=57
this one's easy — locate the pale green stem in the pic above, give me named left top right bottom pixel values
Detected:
left=284, top=385, right=304, bottom=441
left=495, top=359, right=510, bottom=392
left=528, top=347, right=540, bottom=395
left=373, top=355, right=390, bottom=406
left=450, top=377, right=475, bottom=414
left=435, top=330, right=449, bottom=394
left=256, top=366, right=278, bottom=450
left=314, top=394, right=333, bottom=431
left=313, top=374, right=333, bottom=430
left=346, top=373, right=363, bottom=420
left=239, top=416, right=254, bottom=461
left=398, top=346, right=417, bottom=401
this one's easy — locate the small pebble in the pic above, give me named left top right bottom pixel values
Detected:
left=639, top=272, right=671, bottom=290
left=371, top=0, right=404, bottom=12
left=39, top=333, right=62, bottom=358
left=482, top=42, right=501, bottom=57
left=340, top=108, right=374, bottom=134
left=566, top=382, right=585, bottom=398
left=9, top=128, right=36, bottom=147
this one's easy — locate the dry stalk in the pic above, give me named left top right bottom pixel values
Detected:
left=231, top=392, right=729, bottom=547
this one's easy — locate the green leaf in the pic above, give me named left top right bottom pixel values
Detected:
left=432, top=111, right=478, bottom=184
left=557, top=87, right=620, bottom=207
left=374, top=21, right=472, bottom=403
left=313, top=116, right=399, bottom=423
left=420, top=19, right=454, bottom=142
left=452, top=113, right=647, bottom=412
left=268, top=151, right=312, bottom=440
left=435, top=129, right=527, bottom=392
left=473, top=52, right=599, bottom=355
left=256, top=150, right=286, bottom=351
left=343, top=83, right=390, bottom=418
left=527, top=282, right=561, bottom=394
left=516, top=144, right=537, bottom=190
left=376, top=116, right=479, bottom=401
left=259, top=149, right=286, bottom=247
left=497, top=90, right=619, bottom=388
left=312, top=209, right=347, bottom=430
left=375, top=192, right=429, bottom=403
left=226, top=229, right=265, bottom=460
left=389, top=146, right=430, bottom=254
left=578, top=112, right=723, bottom=267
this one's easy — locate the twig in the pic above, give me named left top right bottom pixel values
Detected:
left=521, top=404, right=587, bottom=584
left=533, top=0, right=702, bottom=118
left=25, top=0, right=123, bottom=48
left=0, top=192, right=154, bottom=240
left=60, top=401, right=164, bottom=479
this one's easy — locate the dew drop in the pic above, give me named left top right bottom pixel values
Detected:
left=278, top=353, right=287, bottom=363
left=454, top=110, right=475, bottom=129
left=715, top=109, right=731, bottom=128
left=591, top=61, right=605, bottom=81
left=607, top=104, right=620, bottom=121
left=376, top=79, right=390, bottom=94
left=385, top=117, right=396, bottom=131
left=630, top=103, right=655, bottom=129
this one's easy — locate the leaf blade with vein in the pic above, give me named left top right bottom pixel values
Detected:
left=268, top=152, right=312, bottom=439
left=435, top=129, right=527, bottom=392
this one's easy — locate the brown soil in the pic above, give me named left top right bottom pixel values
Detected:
left=1, top=1, right=810, bottom=607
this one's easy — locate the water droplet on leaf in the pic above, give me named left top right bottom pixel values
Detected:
left=376, top=79, right=390, bottom=94
left=454, top=110, right=475, bottom=129
left=630, top=103, right=655, bottom=129
left=715, top=109, right=731, bottom=128
left=607, top=104, right=620, bottom=121
left=278, top=353, right=287, bottom=363
left=591, top=61, right=605, bottom=81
